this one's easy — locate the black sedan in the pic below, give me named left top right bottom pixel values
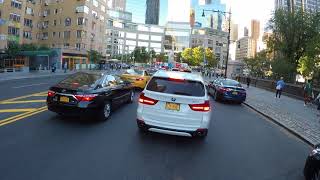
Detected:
left=47, top=72, right=134, bottom=121
left=208, top=78, right=246, bottom=103
left=304, top=144, right=320, bottom=180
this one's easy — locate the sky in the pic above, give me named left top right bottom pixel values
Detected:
left=126, top=0, right=274, bottom=31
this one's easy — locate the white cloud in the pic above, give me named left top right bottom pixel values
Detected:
left=221, top=0, right=274, bottom=29
left=167, top=0, right=191, bottom=22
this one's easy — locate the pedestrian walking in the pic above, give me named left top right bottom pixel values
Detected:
left=246, top=76, right=251, bottom=88
left=304, top=80, right=313, bottom=106
left=315, top=93, right=320, bottom=116
left=275, top=77, right=285, bottom=99
left=51, top=63, right=56, bottom=73
left=63, top=62, right=67, bottom=73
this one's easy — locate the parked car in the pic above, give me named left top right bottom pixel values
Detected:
left=208, top=78, right=246, bottom=103
left=47, top=72, right=134, bottom=121
left=120, top=69, right=151, bottom=89
left=304, top=144, right=320, bottom=180
left=207, top=78, right=222, bottom=93
left=136, top=71, right=211, bottom=138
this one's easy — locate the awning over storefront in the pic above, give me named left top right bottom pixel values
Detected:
left=19, top=50, right=58, bottom=57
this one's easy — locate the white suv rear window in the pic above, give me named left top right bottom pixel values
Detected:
left=146, top=77, right=205, bottom=97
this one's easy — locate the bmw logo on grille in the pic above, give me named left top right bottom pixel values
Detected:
left=171, top=98, right=176, bottom=102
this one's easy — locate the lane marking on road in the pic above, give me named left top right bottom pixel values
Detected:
left=0, top=108, right=38, bottom=113
left=0, top=91, right=47, bottom=103
left=0, top=106, right=48, bottom=127
left=12, top=83, right=48, bottom=89
left=0, top=100, right=46, bottom=105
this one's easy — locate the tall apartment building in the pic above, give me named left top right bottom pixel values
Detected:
left=145, top=0, right=160, bottom=25
left=112, top=0, right=126, bottom=11
left=275, top=0, right=320, bottom=12
left=191, top=0, right=226, bottom=30
left=250, top=19, right=260, bottom=57
left=0, top=0, right=41, bottom=51
left=190, top=27, right=228, bottom=68
left=235, top=36, right=254, bottom=61
left=106, top=14, right=165, bottom=58
left=0, top=0, right=108, bottom=70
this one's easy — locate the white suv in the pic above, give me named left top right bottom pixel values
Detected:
left=136, top=70, right=211, bottom=138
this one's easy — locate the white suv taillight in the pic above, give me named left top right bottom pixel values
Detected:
left=139, top=93, right=158, bottom=105
left=189, top=100, right=210, bottom=112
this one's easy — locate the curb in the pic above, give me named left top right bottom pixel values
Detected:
left=0, top=72, right=75, bottom=82
left=243, top=102, right=315, bottom=147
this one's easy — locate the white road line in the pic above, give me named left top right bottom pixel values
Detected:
left=12, top=83, right=48, bottom=89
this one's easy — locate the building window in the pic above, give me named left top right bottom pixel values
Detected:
left=76, top=30, right=82, bottom=38
left=91, top=22, right=96, bottom=30
left=9, top=13, right=21, bottom=22
left=54, top=9, right=58, bottom=14
left=76, top=6, right=89, bottom=14
left=65, top=18, right=71, bottom=26
left=8, top=26, right=20, bottom=36
left=24, top=19, right=33, bottom=27
left=75, top=43, right=81, bottom=50
left=11, top=0, right=22, bottom=9
left=25, top=7, right=34, bottom=15
left=64, top=43, right=70, bottom=48
left=53, top=19, right=57, bottom=26
left=23, top=31, right=32, bottom=39
left=58, top=32, right=61, bottom=38
left=77, top=17, right=87, bottom=25
left=52, top=32, right=56, bottom=37
left=42, top=32, right=48, bottom=40
left=64, top=31, right=70, bottom=39
left=93, top=0, right=98, bottom=7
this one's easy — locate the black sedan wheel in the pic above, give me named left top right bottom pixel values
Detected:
left=214, top=91, right=219, bottom=101
left=127, top=90, right=134, bottom=103
left=100, top=101, right=112, bottom=121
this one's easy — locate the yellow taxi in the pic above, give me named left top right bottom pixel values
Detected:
left=120, top=69, right=151, bottom=89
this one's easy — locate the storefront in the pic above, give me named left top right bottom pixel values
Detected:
left=62, top=55, right=88, bottom=70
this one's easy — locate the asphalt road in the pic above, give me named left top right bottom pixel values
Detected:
left=0, top=75, right=312, bottom=180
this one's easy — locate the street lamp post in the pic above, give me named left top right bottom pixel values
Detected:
left=202, top=9, right=231, bottom=78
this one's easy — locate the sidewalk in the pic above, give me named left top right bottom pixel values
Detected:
left=244, top=85, right=320, bottom=146
left=0, top=70, right=75, bottom=82
left=203, top=76, right=320, bottom=145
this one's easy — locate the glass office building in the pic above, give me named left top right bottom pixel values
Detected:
left=191, top=0, right=226, bottom=30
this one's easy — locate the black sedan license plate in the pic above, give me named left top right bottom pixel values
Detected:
left=60, top=96, right=69, bottom=103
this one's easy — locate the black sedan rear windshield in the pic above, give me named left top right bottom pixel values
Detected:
left=146, top=77, right=205, bottom=97
left=221, top=80, right=242, bottom=87
left=60, top=73, right=102, bottom=87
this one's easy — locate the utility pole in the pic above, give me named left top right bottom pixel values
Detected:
left=202, top=9, right=232, bottom=78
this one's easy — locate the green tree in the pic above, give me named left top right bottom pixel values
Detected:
left=5, top=43, right=21, bottom=59
left=243, top=50, right=271, bottom=78
left=205, top=48, right=217, bottom=68
left=181, top=48, right=193, bottom=65
left=267, top=9, right=317, bottom=81
left=132, top=47, right=149, bottom=63
left=192, top=46, right=205, bottom=66
left=155, top=53, right=167, bottom=62
left=88, top=50, right=103, bottom=64
left=21, top=44, right=38, bottom=51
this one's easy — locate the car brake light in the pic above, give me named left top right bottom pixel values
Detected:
left=189, top=100, right=210, bottom=112
left=75, top=94, right=98, bottom=102
left=219, top=87, right=230, bottom=93
left=139, top=93, right=158, bottom=105
left=136, top=77, right=144, bottom=81
left=48, top=90, right=56, bottom=97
